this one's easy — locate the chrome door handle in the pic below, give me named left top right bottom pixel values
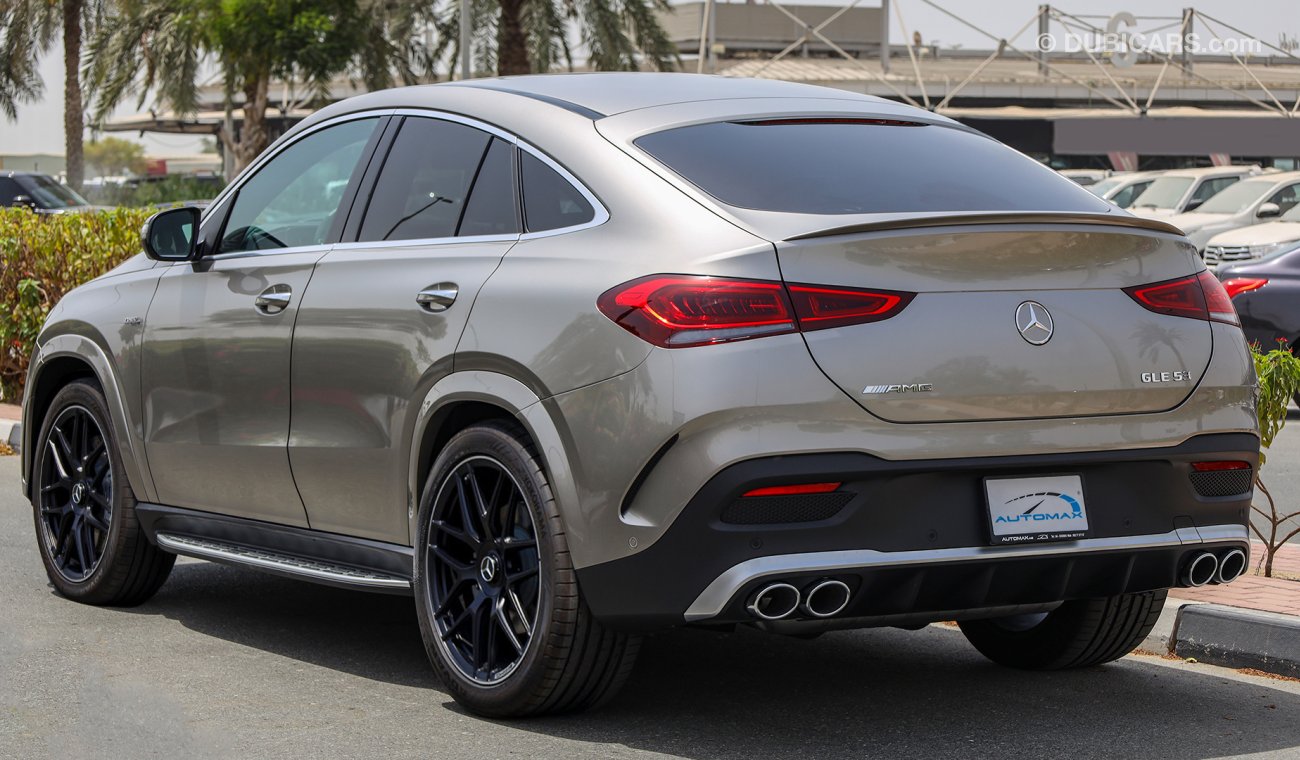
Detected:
left=255, top=284, right=293, bottom=314
left=416, top=283, right=458, bottom=313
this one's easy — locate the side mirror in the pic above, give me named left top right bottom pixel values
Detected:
left=10, top=194, right=37, bottom=210
left=1258, top=202, right=1282, bottom=218
left=1184, top=198, right=1204, bottom=212
left=141, top=206, right=201, bottom=261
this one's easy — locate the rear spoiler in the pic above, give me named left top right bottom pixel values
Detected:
left=785, top=212, right=1186, bottom=241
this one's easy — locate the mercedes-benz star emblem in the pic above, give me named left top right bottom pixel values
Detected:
left=71, top=482, right=86, bottom=505
left=1015, top=301, right=1054, bottom=345
left=479, top=554, right=499, bottom=583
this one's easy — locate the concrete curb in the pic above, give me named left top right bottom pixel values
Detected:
left=0, top=419, right=19, bottom=453
left=1171, top=603, right=1300, bottom=678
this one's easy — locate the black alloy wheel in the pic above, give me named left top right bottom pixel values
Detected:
left=37, top=405, right=114, bottom=582
left=425, top=455, right=541, bottom=685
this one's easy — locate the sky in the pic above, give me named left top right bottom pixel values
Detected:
left=0, top=0, right=1296, bottom=157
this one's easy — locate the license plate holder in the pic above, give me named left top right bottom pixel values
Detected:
left=984, top=474, right=1090, bottom=545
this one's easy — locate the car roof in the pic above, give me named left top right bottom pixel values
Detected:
left=448, top=73, right=891, bottom=117
left=1156, top=165, right=1259, bottom=178
left=300, top=73, right=901, bottom=133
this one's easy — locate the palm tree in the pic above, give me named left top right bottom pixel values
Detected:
left=433, top=0, right=677, bottom=77
left=83, top=0, right=437, bottom=173
left=0, top=0, right=106, bottom=190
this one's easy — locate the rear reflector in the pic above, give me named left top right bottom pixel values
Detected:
left=1190, top=461, right=1251, bottom=472
left=598, top=275, right=914, bottom=348
left=1221, top=277, right=1269, bottom=299
left=1122, top=271, right=1240, bottom=326
left=742, top=482, right=842, bottom=497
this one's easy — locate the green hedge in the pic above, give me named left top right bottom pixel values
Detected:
left=1, top=207, right=152, bottom=402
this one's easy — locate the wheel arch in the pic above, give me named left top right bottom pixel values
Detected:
left=406, top=370, right=581, bottom=545
left=22, top=334, right=154, bottom=503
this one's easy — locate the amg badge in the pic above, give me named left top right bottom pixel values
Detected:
left=862, top=383, right=933, bottom=394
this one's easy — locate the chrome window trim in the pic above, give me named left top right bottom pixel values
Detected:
left=682, top=524, right=1250, bottom=622
left=201, top=244, right=334, bottom=264
left=332, top=234, right=520, bottom=252
left=201, top=107, right=609, bottom=254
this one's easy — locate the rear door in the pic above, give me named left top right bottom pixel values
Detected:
left=288, top=114, right=520, bottom=543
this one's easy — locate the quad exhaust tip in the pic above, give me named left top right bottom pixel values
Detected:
left=801, top=579, right=852, bottom=619
left=747, top=582, right=801, bottom=621
left=1215, top=548, right=1247, bottom=584
left=1181, top=551, right=1219, bottom=588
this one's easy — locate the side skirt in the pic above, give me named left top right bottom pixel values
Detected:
left=136, top=503, right=414, bottom=595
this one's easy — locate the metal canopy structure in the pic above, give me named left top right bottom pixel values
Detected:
left=677, top=2, right=1300, bottom=164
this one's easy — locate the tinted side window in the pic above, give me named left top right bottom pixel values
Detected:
left=359, top=118, right=492, bottom=242
left=459, top=138, right=519, bottom=237
left=0, top=177, right=18, bottom=205
left=521, top=152, right=595, bottom=232
left=219, top=118, right=378, bottom=253
left=1110, top=182, right=1147, bottom=208
left=1191, top=176, right=1237, bottom=203
left=1269, top=183, right=1300, bottom=214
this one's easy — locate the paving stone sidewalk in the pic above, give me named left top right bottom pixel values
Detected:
left=1169, top=542, right=1300, bottom=616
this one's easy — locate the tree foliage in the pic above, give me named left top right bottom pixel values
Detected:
left=84, top=135, right=146, bottom=175
left=0, top=0, right=107, bottom=189
left=1249, top=340, right=1300, bottom=577
left=432, top=0, right=677, bottom=77
left=84, top=0, right=437, bottom=172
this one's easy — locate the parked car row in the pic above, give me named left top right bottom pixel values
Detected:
left=1063, top=165, right=1300, bottom=264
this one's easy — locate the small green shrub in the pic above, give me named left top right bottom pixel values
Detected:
left=1250, top=340, right=1300, bottom=577
left=0, top=207, right=152, bottom=401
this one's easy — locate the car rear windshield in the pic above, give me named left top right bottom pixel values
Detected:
left=633, top=119, right=1111, bottom=216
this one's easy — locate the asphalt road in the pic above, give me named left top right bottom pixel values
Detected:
left=2, top=458, right=1300, bottom=759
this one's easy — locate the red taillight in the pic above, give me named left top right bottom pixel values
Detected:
left=743, top=482, right=841, bottom=497
left=786, top=284, right=915, bottom=331
left=1221, top=277, right=1269, bottom=299
left=597, top=275, right=914, bottom=348
left=1123, top=272, right=1240, bottom=326
left=1191, top=461, right=1251, bottom=472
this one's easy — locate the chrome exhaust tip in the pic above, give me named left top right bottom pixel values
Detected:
left=1181, top=551, right=1219, bottom=587
left=801, top=579, right=851, bottom=619
left=1215, top=549, right=1247, bottom=584
left=747, top=582, right=800, bottom=621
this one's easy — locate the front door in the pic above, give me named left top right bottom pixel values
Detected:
left=141, top=116, right=382, bottom=524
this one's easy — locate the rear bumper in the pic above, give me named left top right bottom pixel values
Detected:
left=576, top=432, right=1257, bottom=631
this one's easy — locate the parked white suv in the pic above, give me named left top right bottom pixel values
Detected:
left=1204, top=202, right=1300, bottom=267
left=1163, top=171, right=1300, bottom=251
left=1128, top=166, right=1259, bottom=219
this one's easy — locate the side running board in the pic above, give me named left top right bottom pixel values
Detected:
left=156, top=534, right=411, bottom=591
left=136, top=502, right=414, bottom=595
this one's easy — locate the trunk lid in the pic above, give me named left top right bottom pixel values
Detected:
left=778, top=219, right=1211, bottom=423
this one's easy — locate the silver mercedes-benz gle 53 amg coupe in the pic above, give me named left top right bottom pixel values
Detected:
left=19, top=74, right=1257, bottom=717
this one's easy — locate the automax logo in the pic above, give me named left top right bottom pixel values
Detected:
left=995, top=491, right=1085, bottom=526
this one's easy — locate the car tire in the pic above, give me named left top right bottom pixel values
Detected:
left=958, top=589, right=1167, bottom=670
left=31, top=380, right=175, bottom=606
left=413, top=420, right=640, bottom=717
